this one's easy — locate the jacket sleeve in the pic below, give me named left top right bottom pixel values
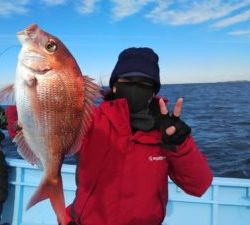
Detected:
left=64, top=205, right=74, bottom=224
left=167, top=135, right=213, bottom=197
left=6, top=105, right=18, bottom=139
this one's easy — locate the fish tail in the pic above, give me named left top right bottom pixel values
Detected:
left=26, top=176, right=66, bottom=225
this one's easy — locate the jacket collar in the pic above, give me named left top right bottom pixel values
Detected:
left=99, top=98, right=162, bottom=145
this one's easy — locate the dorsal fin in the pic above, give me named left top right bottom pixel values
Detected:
left=65, top=76, right=100, bottom=156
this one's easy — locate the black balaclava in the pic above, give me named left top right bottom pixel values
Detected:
left=109, top=47, right=161, bottom=132
left=113, top=77, right=156, bottom=132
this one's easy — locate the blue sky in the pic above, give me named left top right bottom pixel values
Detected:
left=0, top=0, right=250, bottom=86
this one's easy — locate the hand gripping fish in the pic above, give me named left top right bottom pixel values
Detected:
left=0, top=24, right=100, bottom=225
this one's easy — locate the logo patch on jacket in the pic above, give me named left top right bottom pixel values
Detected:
left=148, top=155, right=166, bottom=161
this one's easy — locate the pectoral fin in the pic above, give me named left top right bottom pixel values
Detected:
left=0, top=84, right=15, bottom=105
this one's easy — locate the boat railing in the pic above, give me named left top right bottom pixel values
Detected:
left=1, top=157, right=250, bottom=225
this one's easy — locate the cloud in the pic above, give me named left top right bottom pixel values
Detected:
left=0, top=0, right=29, bottom=16
left=228, top=29, right=250, bottom=36
left=1, top=0, right=250, bottom=34
left=146, top=0, right=250, bottom=26
left=77, top=0, right=99, bottom=14
left=41, top=0, right=67, bottom=6
left=111, top=0, right=154, bottom=20
left=212, top=9, right=250, bottom=29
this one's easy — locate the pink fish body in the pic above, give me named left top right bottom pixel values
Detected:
left=0, top=24, right=99, bottom=225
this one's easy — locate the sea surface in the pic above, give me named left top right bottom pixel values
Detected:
left=1, top=81, right=250, bottom=178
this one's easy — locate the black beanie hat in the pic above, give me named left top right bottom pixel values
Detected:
left=109, top=47, right=161, bottom=93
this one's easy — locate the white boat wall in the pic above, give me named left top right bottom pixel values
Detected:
left=1, top=158, right=250, bottom=225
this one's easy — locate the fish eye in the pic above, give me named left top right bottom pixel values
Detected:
left=45, top=40, right=57, bottom=52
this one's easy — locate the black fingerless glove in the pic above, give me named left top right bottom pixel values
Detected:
left=161, top=113, right=191, bottom=151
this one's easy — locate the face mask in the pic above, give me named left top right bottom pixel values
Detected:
left=113, top=82, right=154, bottom=113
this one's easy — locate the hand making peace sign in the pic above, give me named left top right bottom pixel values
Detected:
left=158, top=98, right=191, bottom=151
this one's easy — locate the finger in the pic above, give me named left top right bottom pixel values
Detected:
left=159, top=98, right=168, bottom=115
left=173, top=97, right=183, bottom=117
left=166, top=126, right=176, bottom=136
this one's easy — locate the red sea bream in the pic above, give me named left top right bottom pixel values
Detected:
left=0, top=24, right=99, bottom=225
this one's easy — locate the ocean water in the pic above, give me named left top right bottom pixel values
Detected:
left=158, top=81, right=250, bottom=178
left=1, top=81, right=250, bottom=178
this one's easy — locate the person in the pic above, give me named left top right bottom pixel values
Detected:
left=4, top=48, right=213, bottom=225
left=64, top=47, right=213, bottom=225
left=0, top=149, right=8, bottom=225
left=0, top=107, right=8, bottom=225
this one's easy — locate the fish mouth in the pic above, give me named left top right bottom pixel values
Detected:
left=17, top=24, right=39, bottom=44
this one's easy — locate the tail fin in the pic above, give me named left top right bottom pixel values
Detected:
left=26, top=176, right=66, bottom=225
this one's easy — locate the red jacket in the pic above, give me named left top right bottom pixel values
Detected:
left=6, top=105, right=18, bottom=139
left=67, top=98, right=213, bottom=225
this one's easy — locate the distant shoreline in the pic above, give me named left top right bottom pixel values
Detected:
left=160, top=80, right=250, bottom=85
